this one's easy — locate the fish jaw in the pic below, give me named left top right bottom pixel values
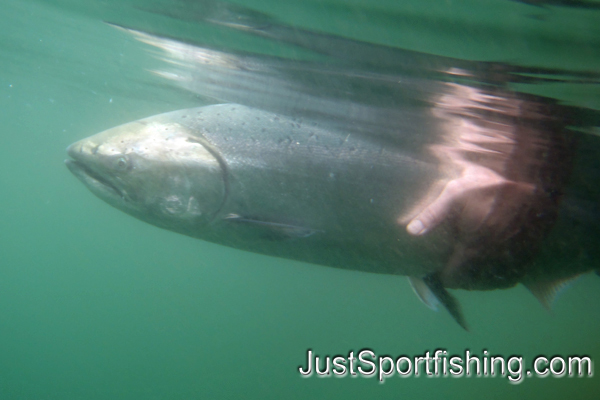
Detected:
left=65, top=158, right=124, bottom=205
left=65, top=138, right=129, bottom=208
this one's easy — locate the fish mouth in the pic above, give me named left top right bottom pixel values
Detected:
left=65, top=158, right=123, bottom=200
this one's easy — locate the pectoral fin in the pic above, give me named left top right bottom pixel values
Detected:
left=224, top=213, right=320, bottom=240
left=410, top=274, right=469, bottom=331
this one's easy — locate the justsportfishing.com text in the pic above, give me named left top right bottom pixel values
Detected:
left=298, top=349, right=593, bottom=384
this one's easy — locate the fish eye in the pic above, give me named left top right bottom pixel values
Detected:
left=116, top=157, right=128, bottom=171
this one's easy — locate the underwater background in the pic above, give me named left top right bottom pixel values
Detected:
left=1, top=0, right=599, bottom=398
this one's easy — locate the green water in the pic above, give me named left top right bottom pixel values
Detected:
left=1, top=0, right=599, bottom=398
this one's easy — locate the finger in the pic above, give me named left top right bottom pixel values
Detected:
left=406, top=181, right=461, bottom=235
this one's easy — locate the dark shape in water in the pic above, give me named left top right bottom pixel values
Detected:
left=65, top=91, right=597, bottom=329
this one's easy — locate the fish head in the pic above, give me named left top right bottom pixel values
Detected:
left=65, top=112, right=226, bottom=232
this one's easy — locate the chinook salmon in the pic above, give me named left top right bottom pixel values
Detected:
left=65, top=96, right=595, bottom=330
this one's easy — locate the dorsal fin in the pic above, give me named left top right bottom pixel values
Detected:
left=410, top=274, right=469, bottom=331
left=524, top=274, right=582, bottom=311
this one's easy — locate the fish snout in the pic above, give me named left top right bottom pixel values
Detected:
left=66, top=139, right=101, bottom=162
